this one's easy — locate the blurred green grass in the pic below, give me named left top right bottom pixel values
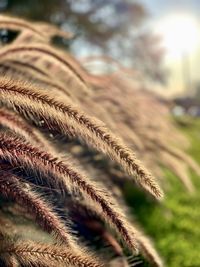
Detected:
left=124, top=117, right=200, bottom=267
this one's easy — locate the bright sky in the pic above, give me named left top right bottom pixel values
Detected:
left=141, top=0, right=200, bottom=97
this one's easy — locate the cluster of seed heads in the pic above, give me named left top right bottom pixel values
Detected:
left=0, top=14, right=198, bottom=267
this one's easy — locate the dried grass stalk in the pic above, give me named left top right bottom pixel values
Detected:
left=0, top=238, right=103, bottom=267
left=0, top=169, right=76, bottom=246
left=0, top=133, right=139, bottom=252
left=0, top=78, right=163, bottom=199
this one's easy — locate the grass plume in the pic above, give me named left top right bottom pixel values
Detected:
left=0, top=78, right=163, bottom=199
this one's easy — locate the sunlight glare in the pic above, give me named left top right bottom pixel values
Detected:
left=156, top=14, right=199, bottom=59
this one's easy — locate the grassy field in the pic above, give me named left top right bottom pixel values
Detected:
left=124, top=118, right=200, bottom=267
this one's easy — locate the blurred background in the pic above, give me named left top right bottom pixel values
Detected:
left=0, top=1, right=200, bottom=266
left=1, top=0, right=200, bottom=102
